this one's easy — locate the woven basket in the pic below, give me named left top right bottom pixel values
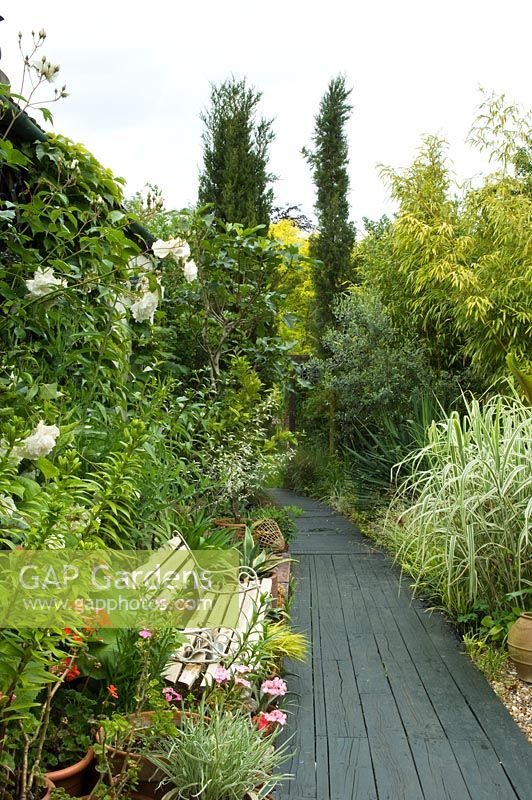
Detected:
left=252, top=518, right=286, bottom=552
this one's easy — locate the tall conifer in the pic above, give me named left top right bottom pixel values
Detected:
left=198, top=78, right=274, bottom=229
left=304, top=75, right=355, bottom=339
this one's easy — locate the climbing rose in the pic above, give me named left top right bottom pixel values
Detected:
left=128, top=254, right=154, bottom=272
left=183, top=259, right=198, bottom=282
left=261, top=677, right=287, bottom=697
left=13, top=421, right=60, bottom=460
left=152, top=238, right=190, bottom=261
left=0, top=495, right=17, bottom=517
left=213, top=665, right=231, bottom=684
left=130, top=290, right=159, bottom=323
left=26, top=267, right=66, bottom=297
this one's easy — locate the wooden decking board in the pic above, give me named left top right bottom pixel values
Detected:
left=321, top=659, right=366, bottom=737
left=328, top=737, right=377, bottom=800
left=268, top=489, right=531, bottom=799
left=408, top=738, right=473, bottom=799
left=449, top=739, right=520, bottom=800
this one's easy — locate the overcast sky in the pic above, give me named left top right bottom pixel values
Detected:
left=2, top=1, right=531, bottom=228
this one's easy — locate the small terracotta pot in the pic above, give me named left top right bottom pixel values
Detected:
left=508, top=611, right=532, bottom=682
left=46, top=747, right=94, bottom=796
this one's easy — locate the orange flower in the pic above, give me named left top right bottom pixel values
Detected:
left=107, top=684, right=119, bottom=699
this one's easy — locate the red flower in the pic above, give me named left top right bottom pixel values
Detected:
left=64, top=662, right=80, bottom=681
left=107, top=684, right=119, bottom=699
left=256, top=713, right=271, bottom=731
left=63, top=628, right=73, bottom=635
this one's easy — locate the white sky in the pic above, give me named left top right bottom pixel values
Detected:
left=2, top=1, right=532, bottom=229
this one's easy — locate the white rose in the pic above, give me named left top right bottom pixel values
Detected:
left=152, top=238, right=191, bottom=261
left=13, top=421, right=60, bottom=461
left=183, top=260, right=198, bottom=283
left=127, top=254, right=154, bottom=272
left=26, top=267, right=66, bottom=298
left=0, top=495, right=17, bottom=517
left=130, top=290, right=160, bottom=324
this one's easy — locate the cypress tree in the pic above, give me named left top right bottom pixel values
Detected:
left=303, top=75, right=355, bottom=338
left=198, top=78, right=274, bottom=229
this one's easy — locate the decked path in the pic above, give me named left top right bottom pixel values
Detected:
left=269, top=489, right=532, bottom=800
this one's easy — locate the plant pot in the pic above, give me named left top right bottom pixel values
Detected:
left=96, top=710, right=199, bottom=799
left=508, top=611, right=532, bottom=682
left=46, top=747, right=95, bottom=796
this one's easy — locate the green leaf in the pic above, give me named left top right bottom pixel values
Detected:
left=35, top=457, right=59, bottom=480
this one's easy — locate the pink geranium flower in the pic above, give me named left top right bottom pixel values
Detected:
left=261, top=677, right=287, bottom=697
left=213, top=665, right=231, bottom=684
left=139, top=629, right=152, bottom=639
left=256, top=709, right=287, bottom=730
left=235, top=676, right=251, bottom=688
left=233, top=664, right=252, bottom=674
left=162, top=686, right=182, bottom=703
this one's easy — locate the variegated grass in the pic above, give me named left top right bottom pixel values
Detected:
left=382, top=395, right=532, bottom=617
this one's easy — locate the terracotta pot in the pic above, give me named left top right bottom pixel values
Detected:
left=46, top=747, right=94, bottom=796
left=41, top=778, right=55, bottom=800
left=508, top=611, right=532, bottom=682
left=82, top=794, right=152, bottom=800
left=96, top=710, right=198, bottom=798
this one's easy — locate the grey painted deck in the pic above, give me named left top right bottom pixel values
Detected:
left=269, top=489, right=532, bottom=800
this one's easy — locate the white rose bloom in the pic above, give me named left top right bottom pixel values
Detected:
left=127, top=254, right=154, bottom=272
left=0, top=495, right=17, bottom=517
left=26, top=267, right=66, bottom=298
left=130, top=290, right=160, bottom=324
left=183, top=259, right=198, bottom=283
left=13, top=421, right=60, bottom=461
left=152, top=238, right=191, bottom=261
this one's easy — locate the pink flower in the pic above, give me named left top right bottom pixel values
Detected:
left=261, top=677, right=287, bottom=697
left=139, top=629, right=152, bottom=639
left=256, top=709, right=287, bottom=730
left=213, top=665, right=231, bottom=684
left=235, top=676, right=251, bottom=688
left=233, top=664, right=252, bottom=674
left=162, top=687, right=182, bottom=703
left=264, top=708, right=287, bottom=725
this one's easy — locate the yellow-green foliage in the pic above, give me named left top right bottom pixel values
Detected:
left=270, top=219, right=314, bottom=352
left=365, top=94, right=532, bottom=387
left=261, top=620, right=309, bottom=672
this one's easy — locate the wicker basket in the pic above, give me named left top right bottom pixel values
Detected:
left=252, top=518, right=286, bottom=552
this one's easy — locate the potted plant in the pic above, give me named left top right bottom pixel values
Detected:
left=0, top=629, right=92, bottom=800
left=43, top=687, right=97, bottom=795
left=95, top=706, right=193, bottom=796
left=144, top=702, right=291, bottom=800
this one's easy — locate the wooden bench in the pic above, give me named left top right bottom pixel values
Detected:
left=158, top=534, right=273, bottom=691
